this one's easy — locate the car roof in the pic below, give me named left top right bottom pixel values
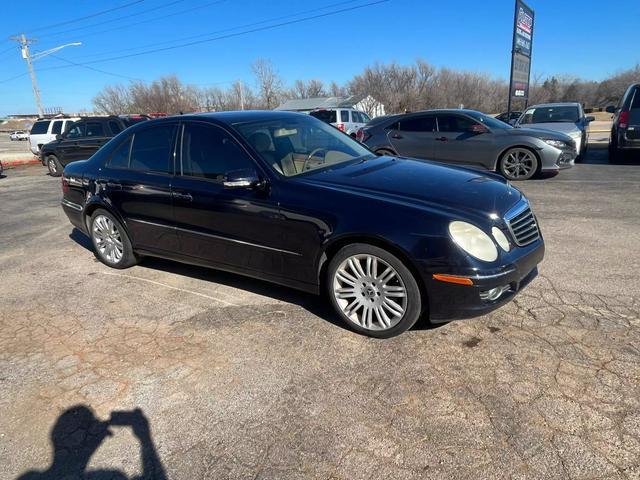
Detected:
left=180, top=110, right=310, bottom=125
left=526, top=102, right=581, bottom=108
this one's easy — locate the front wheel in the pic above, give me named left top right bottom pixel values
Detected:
left=90, top=209, right=138, bottom=269
left=46, top=155, right=62, bottom=177
left=498, top=147, right=538, bottom=181
left=327, top=243, right=422, bottom=338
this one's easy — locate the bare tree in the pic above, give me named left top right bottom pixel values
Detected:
left=290, top=79, right=326, bottom=98
left=93, top=84, right=133, bottom=114
left=252, top=59, right=284, bottom=109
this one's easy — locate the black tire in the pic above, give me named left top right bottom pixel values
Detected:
left=89, top=209, right=138, bottom=269
left=46, top=155, right=62, bottom=177
left=375, top=148, right=396, bottom=157
left=327, top=243, right=422, bottom=338
left=498, top=147, right=538, bottom=181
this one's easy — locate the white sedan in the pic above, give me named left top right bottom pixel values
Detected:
left=10, top=130, right=29, bottom=141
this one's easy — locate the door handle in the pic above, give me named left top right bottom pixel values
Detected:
left=391, top=133, right=403, bottom=139
left=172, top=192, right=193, bottom=202
left=435, top=136, right=448, bottom=141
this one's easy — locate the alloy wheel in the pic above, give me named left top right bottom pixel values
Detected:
left=92, top=215, right=124, bottom=264
left=332, top=254, right=407, bottom=331
left=48, top=157, right=58, bottom=174
left=502, top=148, right=536, bottom=179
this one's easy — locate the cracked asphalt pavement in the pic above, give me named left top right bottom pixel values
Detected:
left=1, top=146, right=639, bottom=479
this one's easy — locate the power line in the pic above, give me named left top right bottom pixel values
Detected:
left=38, top=0, right=230, bottom=44
left=68, top=0, right=360, bottom=63
left=48, top=54, right=145, bottom=82
left=37, top=0, right=187, bottom=40
left=0, top=0, right=389, bottom=84
left=23, top=0, right=145, bottom=34
left=36, top=0, right=390, bottom=71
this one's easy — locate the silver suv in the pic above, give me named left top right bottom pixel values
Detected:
left=29, top=117, right=80, bottom=155
left=309, top=108, right=371, bottom=137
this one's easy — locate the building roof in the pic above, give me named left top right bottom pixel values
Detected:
left=275, top=95, right=369, bottom=111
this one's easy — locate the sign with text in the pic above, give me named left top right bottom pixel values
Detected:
left=511, top=52, right=531, bottom=98
left=514, top=1, right=534, bottom=56
left=509, top=0, right=534, bottom=100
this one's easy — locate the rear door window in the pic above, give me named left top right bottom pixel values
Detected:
left=437, top=115, right=475, bottom=132
left=30, top=120, right=50, bottom=135
left=51, top=121, right=63, bottom=135
left=399, top=116, right=436, bottom=132
left=108, top=121, right=123, bottom=135
left=108, top=137, right=132, bottom=169
left=340, top=110, right=350, bottom=123
left=86, top=122, right=105, bottom=137
left=129, top=124, right=176, bottom=174
left=630, top=88, right=640, bottom=110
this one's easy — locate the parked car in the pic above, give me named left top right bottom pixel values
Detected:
left=41, top=115, right=149, bottom=176
left=309, top=108, right=371, bottom=137
left=360, top=109, right=576, bottom=181
left=606, top=83, right=640, bottom=161
left=9, top=130, right=28, bottom=141
left=28, top=117, right=80, bottom=155
left=0, top=160, right=3, bottom=176
left=515, top=102, right=594, bottom=157
left=61, top=111, right=544, bottom=338
left=495, top=111, right=522, bottom=125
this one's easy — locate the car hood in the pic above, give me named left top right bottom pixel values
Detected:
left=515, top=123, right=581, bottom=137
left=297, top=156, right=522, bottom=220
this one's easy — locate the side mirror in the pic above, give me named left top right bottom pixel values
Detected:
left=605, top=105, right=616, bottom=114
left=585, top=116, right=595, bottom=123
left=468, top=124, right=489, bottom=134
left=223, top=168, right=263, bottom=190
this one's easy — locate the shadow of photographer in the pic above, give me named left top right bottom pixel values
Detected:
left=18, top=405, right=167, bottom=480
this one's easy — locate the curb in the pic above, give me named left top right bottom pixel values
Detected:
left=1, top=158, right=41, bottom=167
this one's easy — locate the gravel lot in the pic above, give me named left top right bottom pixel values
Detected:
left=1, top=145, right=639, bottom=479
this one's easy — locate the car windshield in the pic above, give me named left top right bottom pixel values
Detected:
left=467, top=112, right=513, bottom=129
left=234, top=115, right=375, bottom=177
left=519, top=106, right=580, bottom=124
left=309, top=110, right=337, bottom=123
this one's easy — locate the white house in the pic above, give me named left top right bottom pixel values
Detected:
left=275, top=95, right=385, bottom=118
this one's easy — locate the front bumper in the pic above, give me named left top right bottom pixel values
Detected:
left=540, top=145, right=577, bottom=172
left=426, top=239, right=545, bottom=322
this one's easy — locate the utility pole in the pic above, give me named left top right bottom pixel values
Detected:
left=239, top=80, right=245, bottom=110
left=10, top=34, right=81, bottom=117
left=11, top=34, right=43, bottom=117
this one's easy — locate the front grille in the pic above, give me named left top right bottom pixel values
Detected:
left=506, top=205, right=540, bottom=246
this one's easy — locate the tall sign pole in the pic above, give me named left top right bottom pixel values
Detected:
left=507, top=0, right=535, bottom=116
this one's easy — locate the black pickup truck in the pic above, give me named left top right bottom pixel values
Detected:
left=41, top=115, right=149, bottom=176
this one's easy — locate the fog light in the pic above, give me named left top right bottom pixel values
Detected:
left=480, top=285, right=510, bottom=302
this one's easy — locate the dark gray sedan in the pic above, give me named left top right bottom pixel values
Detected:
left=359, top=109, right=577, bottom=180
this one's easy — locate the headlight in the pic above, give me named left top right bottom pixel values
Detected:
left=491, top=227, right=511, bottom=252
left=449, top=221, right=498, bottom=262
left=543, top=139, right=568, bottom=148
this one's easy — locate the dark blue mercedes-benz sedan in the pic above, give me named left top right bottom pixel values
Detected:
left=60, top=111, right=544, bottom=338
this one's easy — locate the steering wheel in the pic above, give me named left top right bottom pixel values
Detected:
left=301, top=148, right=328, bottom=172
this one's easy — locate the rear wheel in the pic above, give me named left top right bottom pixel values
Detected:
left=90, top=209, right=138, bottom=269
left=46, top=155, right=62, bottom=177
left=498, top=147, right=538, bottom=181
left=327, top=243, right=422, bottom=338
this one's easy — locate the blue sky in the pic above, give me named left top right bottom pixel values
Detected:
left=0, top=0, right=638, bottom=115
